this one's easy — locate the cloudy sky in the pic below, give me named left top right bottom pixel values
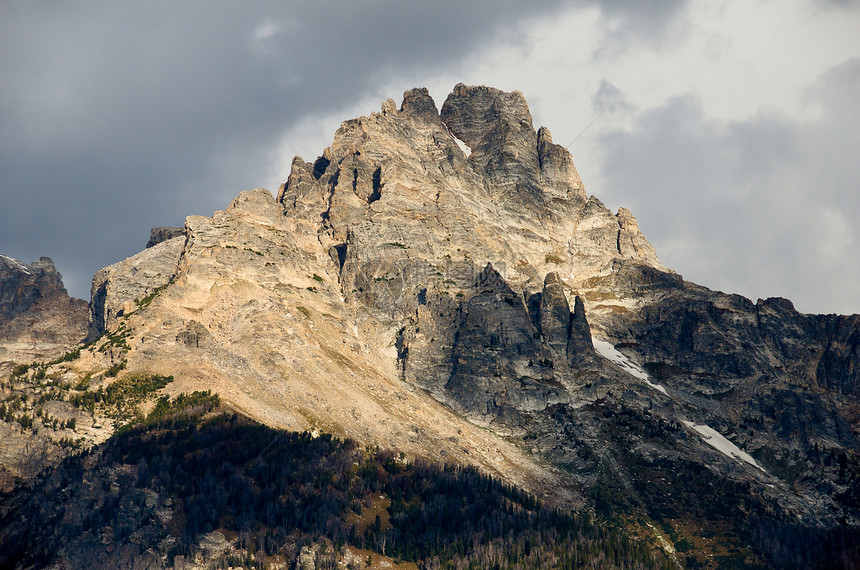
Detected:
left=2, top=1, right=858, bottom=314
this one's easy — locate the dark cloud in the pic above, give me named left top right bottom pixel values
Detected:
left=0, top=0, right=753, bottom=305
left=595, top=59, right=860, bottom=314
left=7, top=1, right=852, bottom=319
left=1, top=0, right=582, bottom=299
left=588, top=0, right=690, bottom=54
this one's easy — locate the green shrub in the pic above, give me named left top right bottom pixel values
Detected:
left=74, top=374, right=91, bottom=391
left=105, top=360, right=127, bottom=377
left=134, top=283, right=169, bottom=310
left=47, top=349, right=81, bottom=365
left=144, top=391, right=220, bottom=425
left=12, top=363, right=30, bottom=377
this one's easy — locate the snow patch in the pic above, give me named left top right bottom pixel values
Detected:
left=452, top=135, right=472, bottom=157
left=0, top=254, right=32, bottom=275
left=682, top=421, right=767, bottom=473
left=443, top=123, right=472, bottom=157
left=591, top=340, right=768, bottom=475
left=592, top=338, right=668, bottom=395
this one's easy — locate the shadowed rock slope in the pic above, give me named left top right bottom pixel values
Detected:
left=0, top=404, right=673, bottom=569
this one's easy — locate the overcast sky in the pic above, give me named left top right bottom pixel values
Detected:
left=2, top=1, right=858, bottom=314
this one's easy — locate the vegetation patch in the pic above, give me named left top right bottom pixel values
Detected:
left=99, top=324, right=131, bottom=352
left=0, top=368, right=94, bottom=433
left=134, top=283, right=170, bottom=311
left=46, top=349, right=81, bottom=366
left=71, top=373, right=173, bottom=424
left=11, top=363, right=30, bottom=378
left=105, top=359, right=127, bottom=378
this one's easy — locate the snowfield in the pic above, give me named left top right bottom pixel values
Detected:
left=682, top=421, right=767, bottom=473
left=452, top=134, right=472, bottom=157
left=444, top=123, right=472, bottom=157
left=591, top=338, right=767, bottom=473
left=0, top=254, right=32, bottom=275
left=592, top=338, right=668, bottom=395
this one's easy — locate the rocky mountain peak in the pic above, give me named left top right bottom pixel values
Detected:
left=440, top=83, right=533, bottom=149
left=616, top=206, right=660, bottom=261
left=277, top=84, right=661, bottom=319
left=0, top=255, right=87, bottom=371
left=0, top=255, right=66, bottom=322
left=539, top=271, right=571, bottom=354
left=440, top=83, right=585, bottom=205
left=543, top=270, right=564, bottom=287
left=400, top=86, right=439, bottom=120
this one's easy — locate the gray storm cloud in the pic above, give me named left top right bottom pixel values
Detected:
left=0, top=0, right=576, bottom=298
left=596, top=60, right=860, bottom=314
left=2, top=0, right=857, bottom=316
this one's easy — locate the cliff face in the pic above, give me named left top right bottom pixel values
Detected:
left=88, top=235, right=184, bottom=340
left=1, top=85, right=858, bottom=567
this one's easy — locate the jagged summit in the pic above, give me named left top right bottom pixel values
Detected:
left=278, top=83, right=663, bottom=315
left=0, top=85, right=857, bottom=567
left=0, top=255, right=88, bottom=372
left=0, top=255, right=65, bottom=319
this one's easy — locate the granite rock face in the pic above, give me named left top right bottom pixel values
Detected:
left=277, top=83, right=662, bottom=322
left=540, top=272, right=572, bottom=355
left=569, top=295, right=598, bottom=366
left=88, top=235, right=184, bottom=339
left=442, top=265, right=568, bottom=431
left=0, top=255, right=88, bottom=371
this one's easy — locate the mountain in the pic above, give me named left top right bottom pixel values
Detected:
left=0, top=84, right=857, bottom=568
left=0, top=255, right=88, bottom=375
